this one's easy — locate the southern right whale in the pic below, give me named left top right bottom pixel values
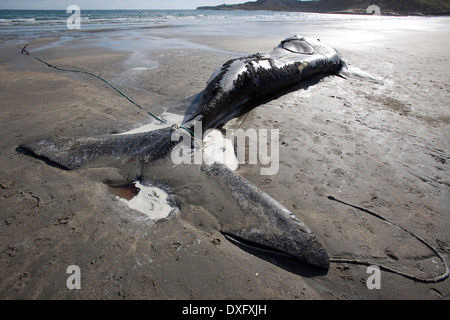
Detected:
left=18, top=36, right=345, bottom=269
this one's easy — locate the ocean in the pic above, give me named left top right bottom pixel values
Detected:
left=0, top=9, right=424, bottom=42
left=0, top=9, right=311, bottom=38
left=0, top=8, right=370, bottom=29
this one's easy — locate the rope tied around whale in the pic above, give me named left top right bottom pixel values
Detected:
left=17, top=44, right=201, bottom=137
left=327, top=195, right=449, bottom=283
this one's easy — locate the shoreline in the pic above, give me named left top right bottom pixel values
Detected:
left=196, top=0, right=450, bottom=16
left=197, top=8, right=450, bottom=17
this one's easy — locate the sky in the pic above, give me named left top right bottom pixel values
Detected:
left=0, top=0, right=250, bottom=10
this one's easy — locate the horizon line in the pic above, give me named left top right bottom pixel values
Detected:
left=0, top=8, right=202, bottom=11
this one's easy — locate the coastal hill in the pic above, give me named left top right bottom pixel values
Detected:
left=197, top=0, right=450, bottom=16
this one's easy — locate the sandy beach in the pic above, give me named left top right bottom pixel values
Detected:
left=1, top=12, right=449, bottom=300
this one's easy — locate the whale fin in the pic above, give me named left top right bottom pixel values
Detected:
left=17, top=127, right=173, bottom=170
left=201, top=163, right=330, bottom=269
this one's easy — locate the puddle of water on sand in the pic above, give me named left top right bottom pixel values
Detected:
left=109, top=181, right=177, bottom=220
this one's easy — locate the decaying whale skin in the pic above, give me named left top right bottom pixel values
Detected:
left=185, top=35, right=344, bottom=131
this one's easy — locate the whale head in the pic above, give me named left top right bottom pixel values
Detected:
left=271, top=35, right=342, bottom=67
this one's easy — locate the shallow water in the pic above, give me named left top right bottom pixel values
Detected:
left=3, top=9, right=447, bottom=42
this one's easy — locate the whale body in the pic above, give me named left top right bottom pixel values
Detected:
left=18, top=36, right=345, bottom=269
left=184, top=35, right=343, bottom=132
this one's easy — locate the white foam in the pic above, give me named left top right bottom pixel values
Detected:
left=118, top=181, right=175, bottom=220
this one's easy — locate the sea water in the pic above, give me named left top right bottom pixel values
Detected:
left=0, top=9, right=432, bottom=42
left=2, top=9, right=447, bottom=62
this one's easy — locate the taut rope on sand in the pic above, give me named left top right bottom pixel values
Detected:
left=328, top=195, right=449, bottom=283
left=18, top=44, right=167, bottom=124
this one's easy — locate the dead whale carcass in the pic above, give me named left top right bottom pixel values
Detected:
left=18, top=36, right=345, bottom=268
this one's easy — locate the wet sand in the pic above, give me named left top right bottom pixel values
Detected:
left=1, top=18, right=449, bottom=300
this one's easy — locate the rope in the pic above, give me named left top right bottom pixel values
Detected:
left=179, top=125, right=203, bottom=142
left=19, top=44, right=208, bottom=141
left=327, top=195, right=450, bottom=283
left=171, top=124, right=203, bottom=144
left=19, top=44, right=166, bottom=124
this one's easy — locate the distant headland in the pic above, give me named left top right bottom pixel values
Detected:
left=197, top=0, right=450, bottom=16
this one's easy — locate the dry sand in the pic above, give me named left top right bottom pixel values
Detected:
left=0, top=19, right=449, bottom=300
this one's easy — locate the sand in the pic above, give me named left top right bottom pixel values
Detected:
left=1, top=17, right=449, bottom=300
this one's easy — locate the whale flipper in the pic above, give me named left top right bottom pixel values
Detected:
left=18, top=127, right=173, bottom=170
left=202, top=163, right=329, bottom=268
